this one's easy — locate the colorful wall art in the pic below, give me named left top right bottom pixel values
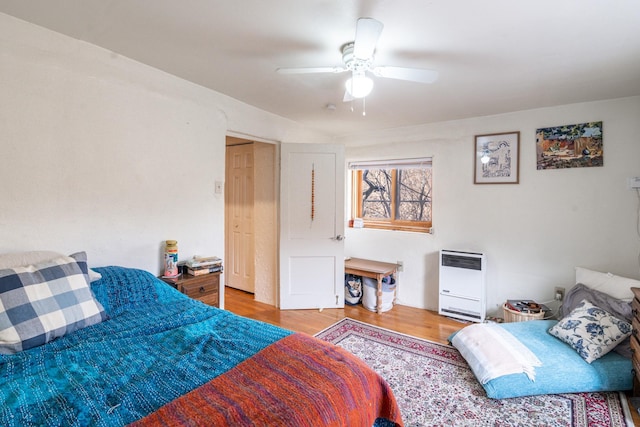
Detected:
left=536, top=122, right=603, bottom=170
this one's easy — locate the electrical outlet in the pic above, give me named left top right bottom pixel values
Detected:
left=554, top=286, right=565, bottom=301
left=628, top=177, right=640, bottom=189
left=397, top=261, right=403, bottom=272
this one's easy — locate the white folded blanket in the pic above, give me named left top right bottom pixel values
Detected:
left=452, top=323, right=542, bottom=384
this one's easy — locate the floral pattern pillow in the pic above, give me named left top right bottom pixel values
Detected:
left=548, top=299, right=632, bottom=363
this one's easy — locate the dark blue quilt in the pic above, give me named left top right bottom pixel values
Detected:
left=0, top=267, right=292, bottom=426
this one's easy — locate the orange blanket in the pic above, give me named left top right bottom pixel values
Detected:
left=130, top=333, right=403, bottom=426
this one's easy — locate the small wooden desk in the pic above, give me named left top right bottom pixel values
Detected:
left=344, top=257, right=398, bottom=314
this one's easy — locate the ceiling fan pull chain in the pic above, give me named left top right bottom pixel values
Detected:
left=362, top=97, right=366, bottom=116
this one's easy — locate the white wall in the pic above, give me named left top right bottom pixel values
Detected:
left=3, top=12, right=639, bottom=317
left=0, top=12, right=329, bottom=309
left=339, top=96, right=640, bottom=315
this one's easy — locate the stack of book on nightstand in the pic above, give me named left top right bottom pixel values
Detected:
left=184, top=256, right=223, bottom=276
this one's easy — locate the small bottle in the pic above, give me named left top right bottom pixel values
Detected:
left=164, top=240, right=179, bottom=277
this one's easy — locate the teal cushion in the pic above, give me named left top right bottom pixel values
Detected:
left=451, top=320, right=632, bottom=398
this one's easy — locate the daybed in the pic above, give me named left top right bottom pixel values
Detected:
left=0, top=251, right=403, bottom=426
left=451, top=267, right=634, bottom=399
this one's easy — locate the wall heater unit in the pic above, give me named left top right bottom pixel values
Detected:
left=438, top=250, right=486, bottom=322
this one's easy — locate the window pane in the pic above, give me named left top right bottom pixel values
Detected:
left=361, top=169, right=392, bottom=219
left=353, top=165, right=432, bottom=231
left=396, top=168, right=432, bottom=221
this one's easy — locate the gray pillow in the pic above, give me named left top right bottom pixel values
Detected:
left=0, top=251, right=63, bottom=269
left=562, top=283, right=632, bottom=321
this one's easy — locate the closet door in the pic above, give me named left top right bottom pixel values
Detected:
left=225, top=143, right=255, bottom=293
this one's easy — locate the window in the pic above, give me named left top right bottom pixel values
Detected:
left=349, top=158, right=432, bottom=233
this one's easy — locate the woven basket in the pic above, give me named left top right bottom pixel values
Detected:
left=502, top=303, right=545, bottom=322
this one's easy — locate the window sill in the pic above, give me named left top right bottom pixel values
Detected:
left=349, top=220, right=432, bottom=234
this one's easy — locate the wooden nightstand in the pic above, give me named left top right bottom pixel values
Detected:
left=631, top=287, right=640, bottom=396
left=161, top=272, right=220, bottom=307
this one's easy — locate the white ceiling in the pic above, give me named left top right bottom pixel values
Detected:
left=2, top=0, right=640, bottom=137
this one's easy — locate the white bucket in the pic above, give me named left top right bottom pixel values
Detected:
left=362, top=276, right=395, bottom=312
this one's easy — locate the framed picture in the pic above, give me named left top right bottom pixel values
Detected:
left=474, top=131, right=520, bottom=184
left=536, top=121, right=603, bottom=170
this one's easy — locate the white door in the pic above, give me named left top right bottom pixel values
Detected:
left=279, top=143, right=345, bottom=309
left=225, top=144, right=255, bottom=292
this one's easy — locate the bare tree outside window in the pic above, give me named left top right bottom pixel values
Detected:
left=355, top=166, right=432, bottom=232
left=396, top=168, right=432, bottom=222
left=361, top=169, right=392, bottom=219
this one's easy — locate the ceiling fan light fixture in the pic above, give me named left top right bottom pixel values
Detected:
left=345, top=73, right=373, bottom=98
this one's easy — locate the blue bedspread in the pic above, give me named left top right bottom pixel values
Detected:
left=0, top=267, right=292, bottom=426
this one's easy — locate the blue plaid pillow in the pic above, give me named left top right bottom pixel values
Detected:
left=0, top=254, right=106, bottom=354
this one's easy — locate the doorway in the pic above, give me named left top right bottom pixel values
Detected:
left=224, top=137, right=278, bottom=305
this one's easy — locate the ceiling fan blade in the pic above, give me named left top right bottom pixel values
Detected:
left=372, top=66, right=439, bottom=84
left=276, top=66, right=346, bottom=74
left=343, top=90, right=354, bottom=103
left=353, top=18, right=383, bottom=60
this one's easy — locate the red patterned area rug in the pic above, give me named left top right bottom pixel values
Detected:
left=315, top=318, right=633, bottom=427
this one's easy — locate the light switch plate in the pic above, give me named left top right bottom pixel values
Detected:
left=628, top=177, right=640, bottom=189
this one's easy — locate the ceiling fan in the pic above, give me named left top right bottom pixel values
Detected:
left=277, top=18, right=439, bottom=102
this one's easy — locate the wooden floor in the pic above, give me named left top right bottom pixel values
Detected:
left=224, top=286, right=640, bottom=425
left=223, top=286, right=466, bottom=344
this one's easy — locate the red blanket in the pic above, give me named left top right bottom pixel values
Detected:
left=130, top=333, right=403, bottom=426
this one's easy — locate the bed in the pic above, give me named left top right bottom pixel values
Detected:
left=451, top=267, right=635, bottom=399
left=0, top=252, right=403, bottom=426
